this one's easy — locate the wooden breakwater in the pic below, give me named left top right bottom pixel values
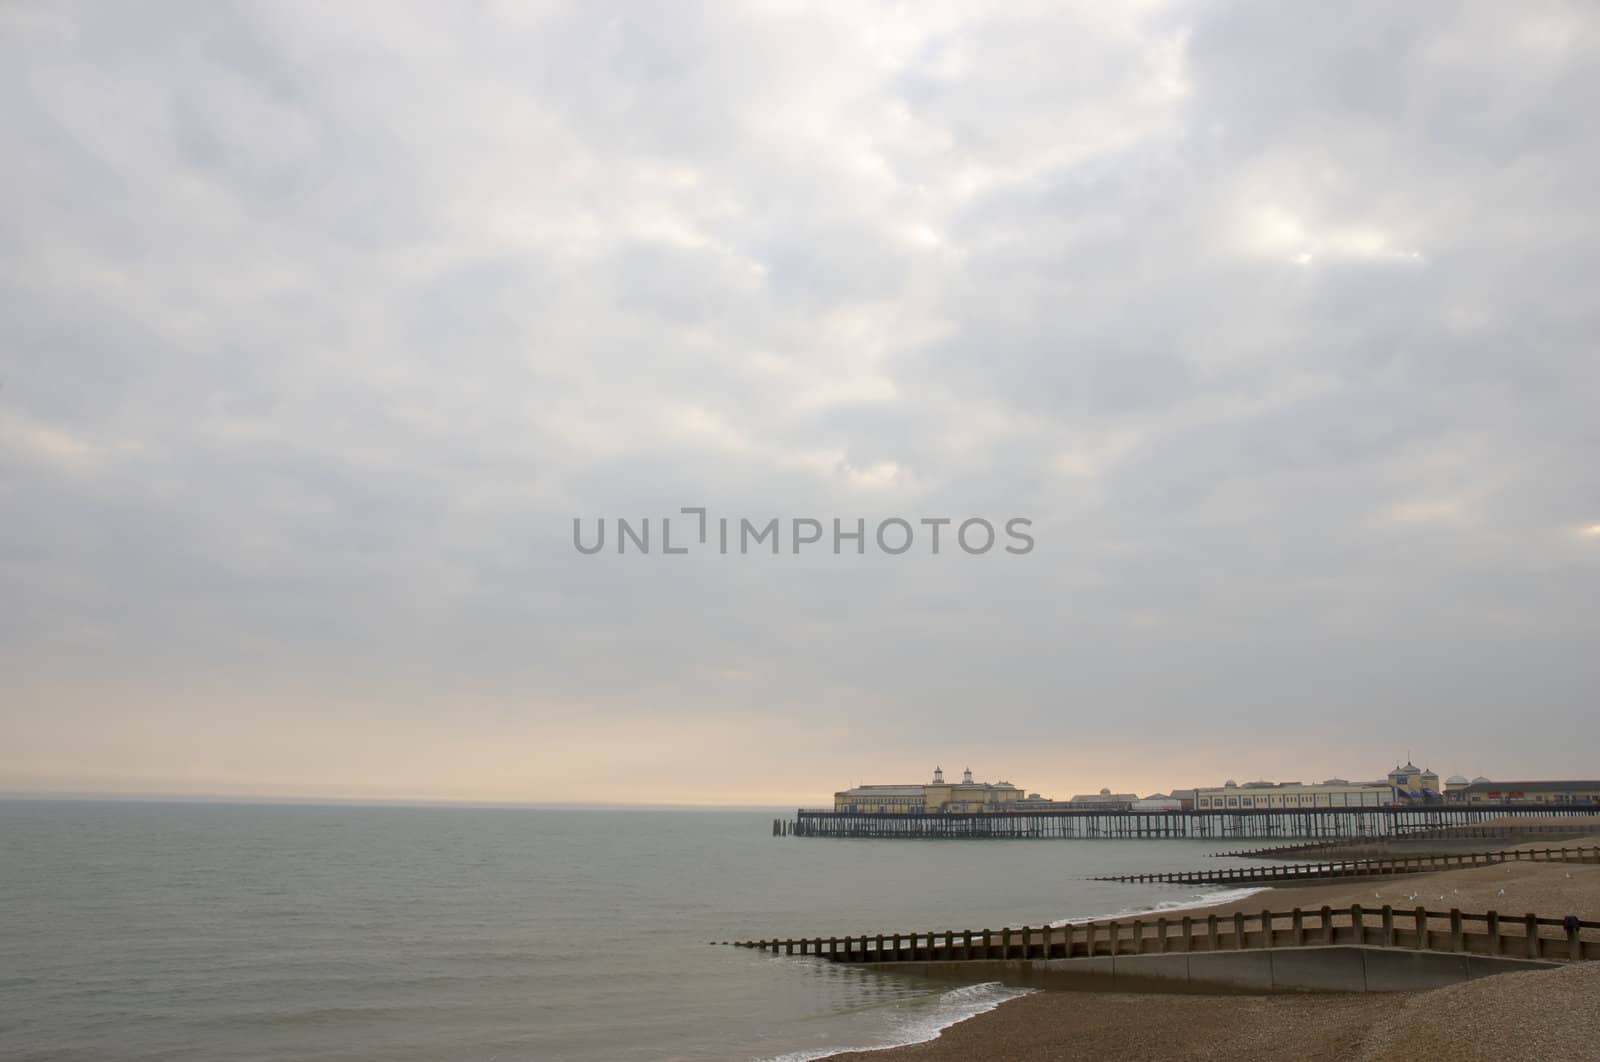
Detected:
left=726, top=904, right=1600, bottom=964
left=777, top=804, right=1595, bottom=840
left=1089, top=844, right=1600, bottom=885
left=1211, top=822, right=1600, bottom=859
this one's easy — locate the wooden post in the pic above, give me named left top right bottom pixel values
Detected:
left=1292, top=908, right=1305, bottom=946
left=875, top=934, right=884, bottom=961
left=945, top=929, right=955, bottom=960
left=1002, top=926, right=1012, bottom=960
left=1486, top=912, right=1500, bottom=955
left=1020, top=925, right=1032, bottom=960
left=1414, top=907, right=1427, bottom=950
left=1449, top=910, right=1463, bottom=952
left=1525, top=914, right=1539, bottom=959
left=1569, top=918, right=1583, bottom=961
left=963, top=929, right=973, bottom=960
left=1351, top=905, right=1365, bottom=946
left=1233, top=912, right=1246, bottom=949
left=1157, top=917, right=1169, bottom=954
left=1107, top=921, right=1119, bottom=957
left=1262, top=909, right=1274, bottom=949
left=1207, top=914, right=1219, bottom=951
left=1132, top=919, right=1144, bottom=955
left=814, top=937, right=823, bottom=957
left=1182, top=916, right=1194, bottom=952
left=1381, top=906, right=1394, bottom=947
left=785, top=939, right=794, bottom=955
left=982, top=928, right=991, bottom=959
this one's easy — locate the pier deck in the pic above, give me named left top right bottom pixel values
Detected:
left=775, top=804, right=1594, bottom=840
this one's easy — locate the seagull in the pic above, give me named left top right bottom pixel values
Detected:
left=1497, top=888, right=1507, bottom=896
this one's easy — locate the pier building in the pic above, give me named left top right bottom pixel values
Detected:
left=1456, top=780, right=1600, bottom=805
left=1386, top=761, right=1442, bottom=802
left=1193, top=779, right=1389, bottom=810
left=1069, top=788, right=1138, bottom=810
left=833, top=766, right=1026, bottom=814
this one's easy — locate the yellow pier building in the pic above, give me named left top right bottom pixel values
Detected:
left=834, top=767, right=1027, bottom=814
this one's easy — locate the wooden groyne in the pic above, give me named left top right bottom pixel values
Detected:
left=1210, top=823, right=1600, bottom=859
left=725, top=904, right=1600, bottom=964
left=1089, top=844, right=1600, bottom=885
left=781, top=804, right=1595, bottom=840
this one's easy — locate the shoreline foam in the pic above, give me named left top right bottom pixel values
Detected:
left=762, top=883, right=1271, bottom=1062
left=1050, top=885, right=1272, bottom=926
left=761, top=982, right=1037, bottom=1062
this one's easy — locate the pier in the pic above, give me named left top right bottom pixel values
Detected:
left=776, top=804, right=1593, bottom=840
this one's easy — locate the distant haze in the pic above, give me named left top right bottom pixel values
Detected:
left=3, top=2, right=1598, bottom=806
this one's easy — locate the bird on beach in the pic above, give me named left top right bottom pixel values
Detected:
left=1497, top=888, right=1507, bottom=896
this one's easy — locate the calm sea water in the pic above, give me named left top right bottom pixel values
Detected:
left=0, top=801, right=1267, bottom=1061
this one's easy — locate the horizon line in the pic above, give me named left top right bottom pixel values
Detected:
left=0, top=790, right=798, bottom=812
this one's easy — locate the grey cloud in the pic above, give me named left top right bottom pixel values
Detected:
left=3, top=0, right=1598, bottom=798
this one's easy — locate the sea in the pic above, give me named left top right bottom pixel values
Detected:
left=0, top=801, right=1270, bottom=1062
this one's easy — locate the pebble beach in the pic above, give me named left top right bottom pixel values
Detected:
left=831, top=832, right=1600, bottom=1062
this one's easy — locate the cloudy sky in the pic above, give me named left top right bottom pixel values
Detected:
left=3, top=1, right=1598, bottom=806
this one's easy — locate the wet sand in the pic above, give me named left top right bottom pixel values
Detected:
left=830, top=838, right=1600, bottom=1062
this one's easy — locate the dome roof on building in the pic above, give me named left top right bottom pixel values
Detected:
left=1224, top=779, right=1237, bottom=787
left=1446, top=774, right=1469, bottom=784
left=1472, top=776, right=1490, bottom=784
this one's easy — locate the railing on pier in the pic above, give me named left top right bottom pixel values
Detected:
left=1090, top=844, right=1600, bottom=885
left=779, top=804, right=1596, bottom=840
left=726, top=904, right=1600, bottom=964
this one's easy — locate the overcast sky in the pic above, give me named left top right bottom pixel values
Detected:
left=3, top=1, right=1598, bottom=806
